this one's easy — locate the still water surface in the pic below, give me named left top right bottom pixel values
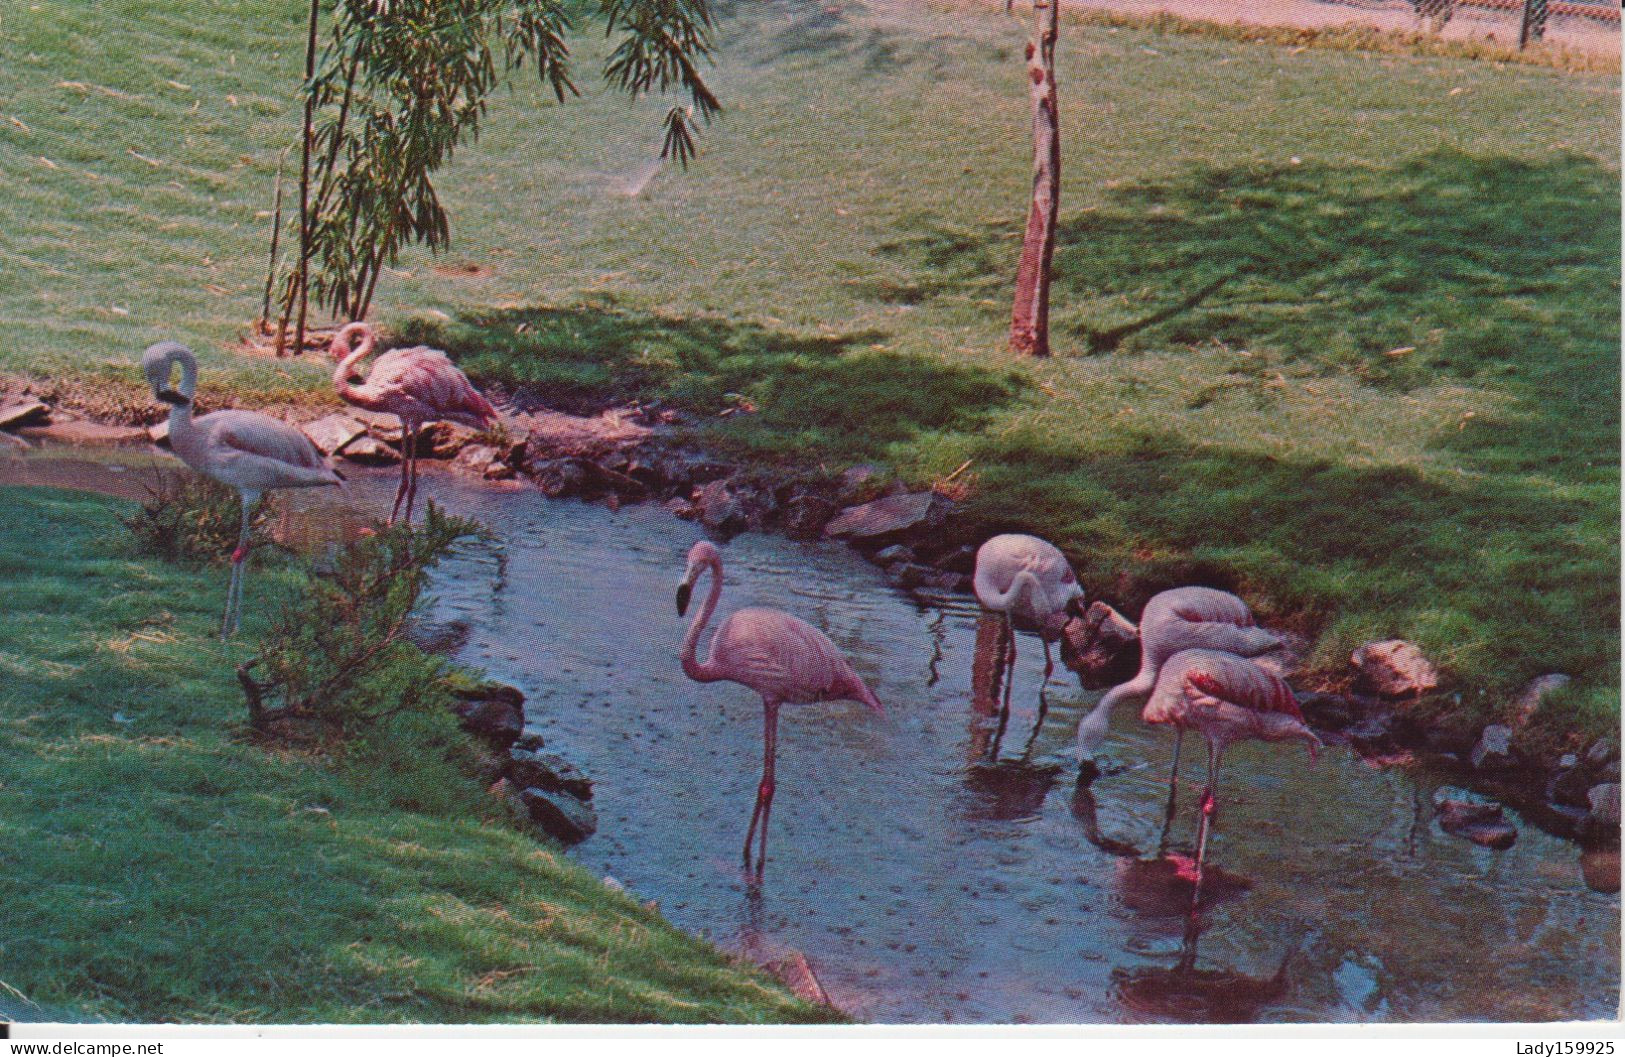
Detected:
left=9, top=452, right=1619, bottom=1023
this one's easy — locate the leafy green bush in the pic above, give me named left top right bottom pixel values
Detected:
left=238, top=503, right=483, bottom=742
left=121, top=470, right=267, bottom=565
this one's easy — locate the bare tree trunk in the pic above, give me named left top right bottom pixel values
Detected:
left=290, top=0, right=322, bottom=356
left=259, top=150, right=287, bottom=328
left=1009, top=0, right=1060, bottom=358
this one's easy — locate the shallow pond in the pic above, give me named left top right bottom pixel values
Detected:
left=8, top=450, right=1620, bottom=1023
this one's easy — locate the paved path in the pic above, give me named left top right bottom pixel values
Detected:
left=1057, top=0, right=1619, bottom=56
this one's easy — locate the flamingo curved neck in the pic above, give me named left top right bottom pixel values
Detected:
left=332, top=326, right=376, bottom=404
left=985, top=569, right=1043, bottom=613
left=1085, top=667, right=1156, bottom=726
left=681, top=555, right=726, bottom=682
left=164, top=347, right=200, bottom=445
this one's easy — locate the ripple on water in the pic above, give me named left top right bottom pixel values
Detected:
left=13, top=453, right=1613, bottom=1024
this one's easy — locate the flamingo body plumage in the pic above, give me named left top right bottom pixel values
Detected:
left=142, top=341, right=342, bottom=636
left=1139, top=648, right=1321, bottom=910
left=330, top=322, right=498, bottom=523
left=1075, top=586, right=1280, bottom=760
left=677, top=540, right=882, bottom=877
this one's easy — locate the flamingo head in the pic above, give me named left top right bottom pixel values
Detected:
left=676, top=540, right=721, bottom=615
left=330, top=321, right=374, bottom=361
left=842, top=674, right=884, bottom=715
left=142, top=341, right=194, bottom=406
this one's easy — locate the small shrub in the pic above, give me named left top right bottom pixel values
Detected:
left=121, top=470, right=267, bottom=565
left=238, top=503, right=484, bottom=742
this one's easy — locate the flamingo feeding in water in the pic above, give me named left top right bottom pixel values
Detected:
left=972, top=533, right=1085, bottom=714
left=1075, top=586, right=1280, bottom=836
left=142, top=341, right=343, bottom=637
left=329, top=321, right=499, bottom=524
left=676, top=540, right=884, bottom=878
left=1139, top=648, right=1320, bottom=913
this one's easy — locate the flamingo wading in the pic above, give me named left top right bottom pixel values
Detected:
left=1139, top=649, right=1321, bottom=912
left=676, top=540, right=884, bottom=878
left=330, top=321, right=499, bottom=524
left=1075, top=586, right=1279, bottom=838
left=972, top=533, right=1085, bottom=714
left=143, top=341, right=343, bottom=637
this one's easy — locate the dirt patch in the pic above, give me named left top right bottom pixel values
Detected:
left=432, top=261, right=496, bottom=280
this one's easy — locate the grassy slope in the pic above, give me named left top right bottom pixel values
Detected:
left=0, top=486, right=832, bottom=1024
left=0, top=0, right=1617, bottom=735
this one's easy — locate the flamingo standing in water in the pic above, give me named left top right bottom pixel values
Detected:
left=329, top=321, right=499, bottom=524
left=972, top=533, right=1085, bottom=714
left=1140, top=648, right=1320, bottom=912
left=1075, top=587, right=1280, bottom=837
left=142, top=341, right=342, bottom=637
left=676, top=540, right=884, bottom=878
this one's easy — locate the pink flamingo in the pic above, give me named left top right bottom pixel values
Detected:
left=676, top=540, right=884, bottom=878
left=1139, top=648, right=1320, bottom=912
left=1075, top=586, right=1280, bottom=836
left=329, top=321, right=499, bottom=524
left=972, top=533, right=1085, bottom=714
left=143, top=341, right=342, bottom=637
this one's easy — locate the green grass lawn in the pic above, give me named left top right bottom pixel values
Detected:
left=0, top=486, right=833, bottom=1023
left=0, top=0, right=1617, bottom=739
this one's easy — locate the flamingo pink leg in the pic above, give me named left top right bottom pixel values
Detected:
left=388, top=421, right=413, bottom=525
left=222, top=493, right=254, bottom=639
left=1188, top=740, right=1221, bottom=919
left=743, top=700, right=780, bottom=878
left=404, top=424, right=422, bottom=524
left=1042, top=638, right=1055, bottom=683
left=1158, top=727, right=1185, bottom=853
left=1001, top=614, right=1017, bottom=717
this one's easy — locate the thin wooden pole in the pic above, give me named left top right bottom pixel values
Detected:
left=1009, top=0, right=1060, bottom=357
left=291, top=0, right=322, bottom=356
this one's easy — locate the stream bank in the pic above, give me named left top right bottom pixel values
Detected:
left=4, top=375, right=1616, bottom=859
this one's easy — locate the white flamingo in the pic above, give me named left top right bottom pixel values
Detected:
left=143, top=341, right=342, bottom=637
left=972, top=533, right=1085, bottom=714
left=1075, top=586, right=1279, bottom=840
left=677, top=540, right=883, bottom=878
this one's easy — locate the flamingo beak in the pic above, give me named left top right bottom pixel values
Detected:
left=676, top=581, right=693, bottom=617
left=156, top=388, right=189, bottom=406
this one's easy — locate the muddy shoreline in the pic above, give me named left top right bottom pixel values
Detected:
left=2, top=373, right=1618, bottom=865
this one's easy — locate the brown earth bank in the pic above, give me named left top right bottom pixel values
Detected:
left=2, top=371, right=1618, bottom=861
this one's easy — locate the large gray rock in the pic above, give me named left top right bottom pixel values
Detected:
left=696, top=479, right=747, bottom=532
left=823, top=491, right=949, bottom=542
left=531, top=457, right=590, bottom=497
left=836, top=463, right=889, bottom=504
left=1581, top=849, right=1621, bottom=894
left=507, top=747, right=593, bottom=802
left=1350, top=640, right=1439, bottom=698
left=450, top=681, right=525, bottom=749
left=1436, top=799, right=1518, bottom=850
left=517, top=786, right=598, bottom=845
left=1511, top=673, right=1571, bottom=728
left=300, top=413, right=368, bottom=455
left=340, top=435, right=400, bottom=465
left=1588, top=783, right=1621, bottom=827
left=453, top=443, right=514, bottom=480
left=1059, top=601, right=1140, bottom=689
left=0, top=399, right=50, bottom=430
left=781, top=494, right=836, bottom=539
left=1586, top=738, right=1620, bottom=768
left=1470, top=724, right=1517, bottom=770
